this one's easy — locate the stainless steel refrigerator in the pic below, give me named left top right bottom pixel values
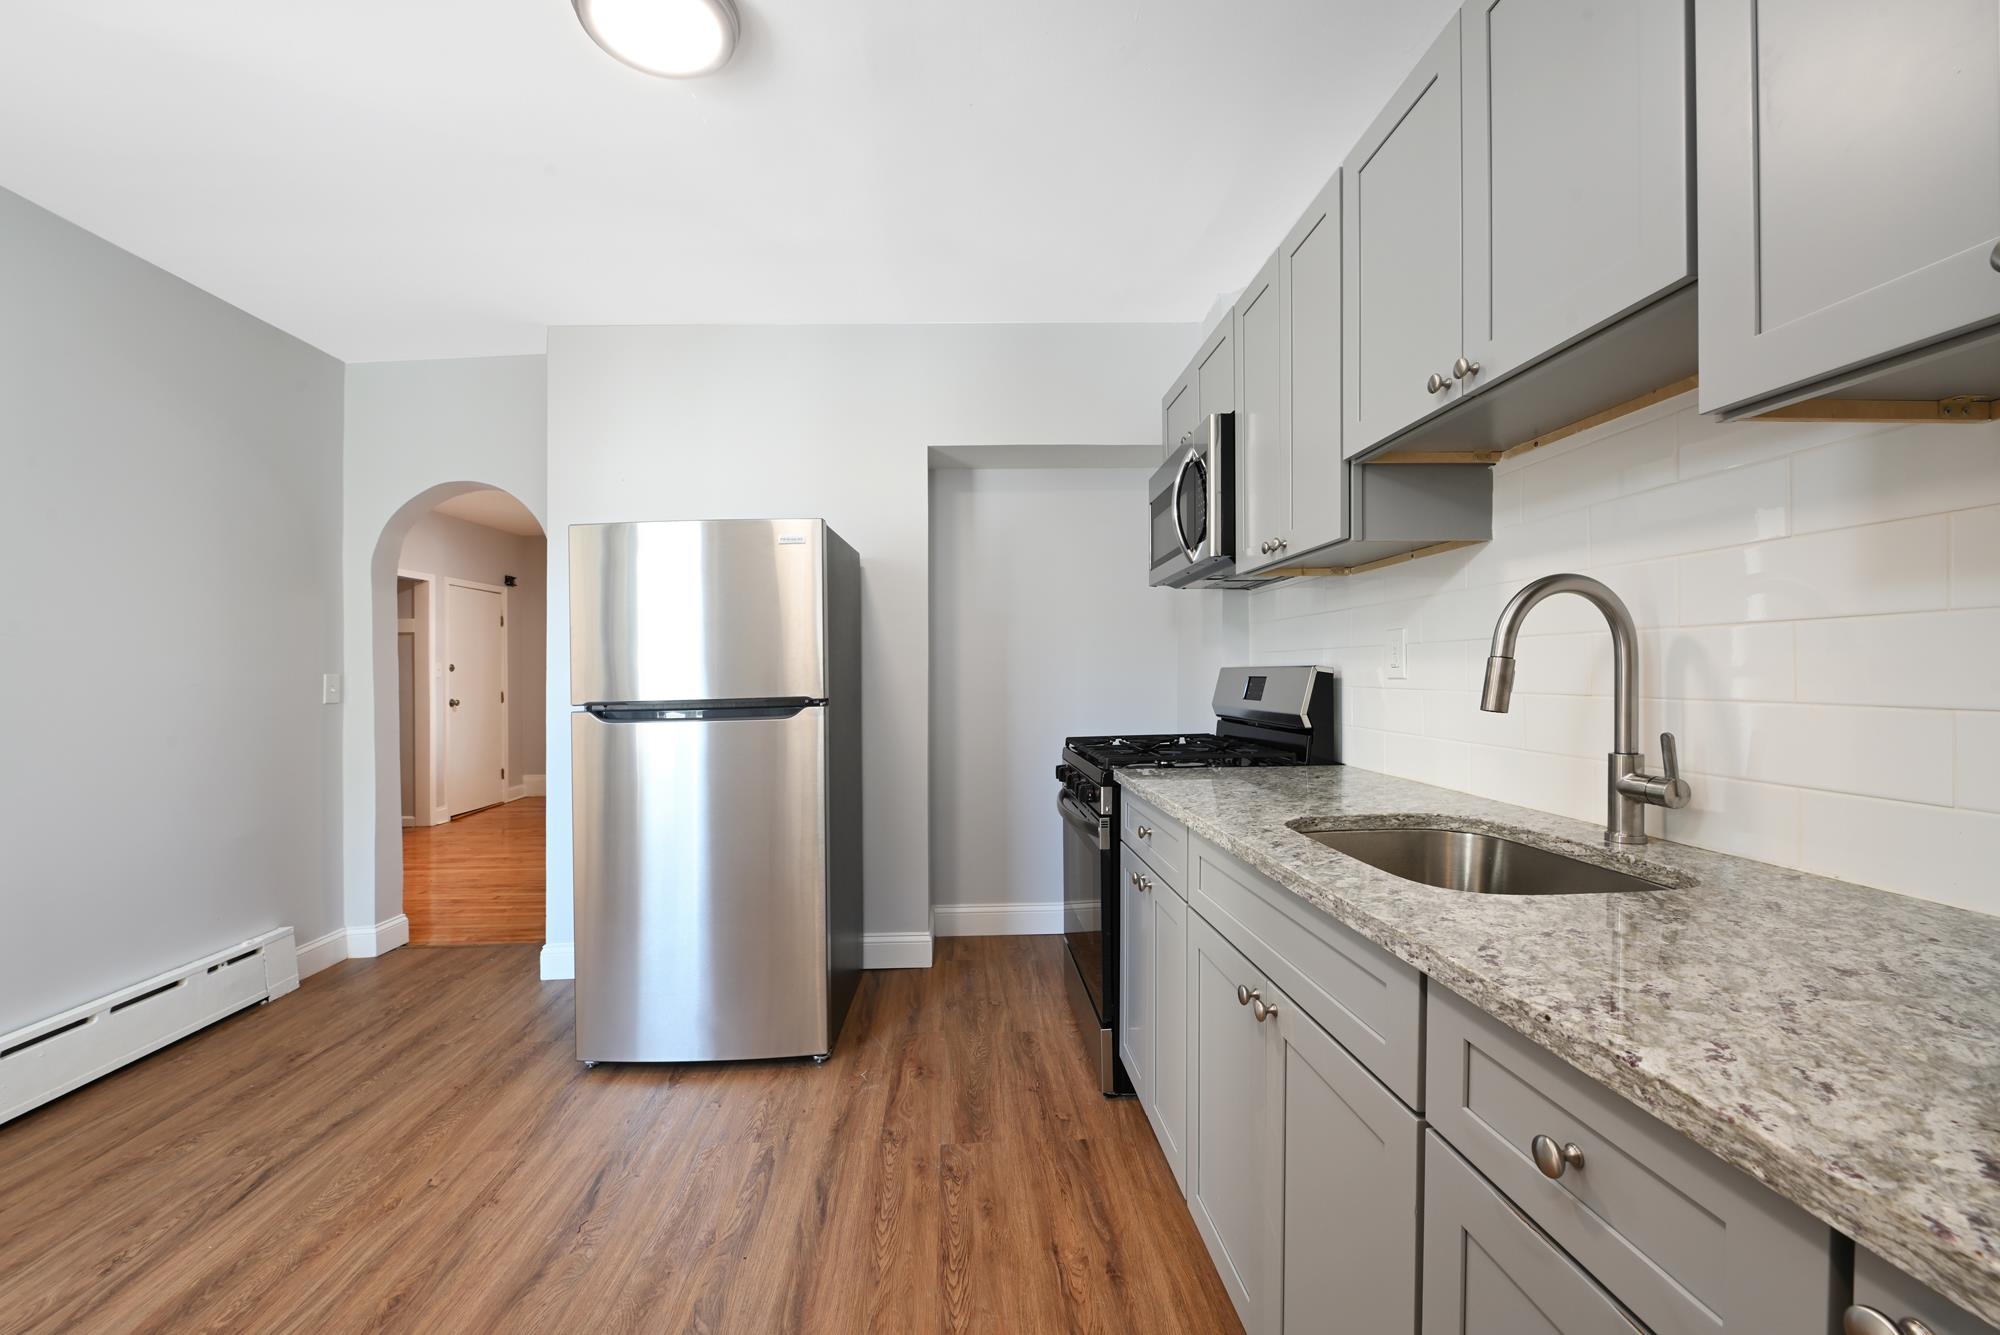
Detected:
left=569, top=519, right=863, bottom=1065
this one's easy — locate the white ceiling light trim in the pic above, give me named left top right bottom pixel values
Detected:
left=574, top=0, right=740, bottom=78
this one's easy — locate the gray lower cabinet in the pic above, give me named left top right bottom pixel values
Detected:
left=1188, top=911, right=1280, bottom=1331
left=1422, top=1132, right=1641, bottom=1335
left=1343, top=13, right=1466, bottom=456
left=1849, top=1247, right=2000, bottom=1335
left=1117, top=843, right=1153, bottom=1110
left=1461, top=0, right=1691, bottom=389
left=1149, top=878, right=1190, bottom=1194
left=1696, top=0, right=2000, bottom=414
left=1275, top=990, right=1422, bottom=1334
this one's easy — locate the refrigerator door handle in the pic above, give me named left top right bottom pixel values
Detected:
left=585, top=700, right=823, bottom=722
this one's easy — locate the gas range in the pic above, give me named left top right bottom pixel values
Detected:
left=1057, top=667, right=1340, bottom=1096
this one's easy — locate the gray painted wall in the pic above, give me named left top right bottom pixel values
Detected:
left=0, top=186, right=344, bottom=1034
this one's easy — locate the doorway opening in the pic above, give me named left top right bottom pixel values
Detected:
left=394, top=489, right=548, bottom=946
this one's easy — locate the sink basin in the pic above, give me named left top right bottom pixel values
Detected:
left=1303, top=826, right=1668, bottom=895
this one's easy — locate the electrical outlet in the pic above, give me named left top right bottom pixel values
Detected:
left=1386, top=629, right=1408, bottom=680
left=322, top=673, right=342, bottom=705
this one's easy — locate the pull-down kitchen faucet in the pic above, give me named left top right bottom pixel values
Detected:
left=1480, top=573, right=1690, bottom=845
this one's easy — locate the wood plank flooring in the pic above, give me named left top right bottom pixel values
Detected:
left=402, top=796, right=544, bottom=944
left=0, top=937, right=1241, bottom=1334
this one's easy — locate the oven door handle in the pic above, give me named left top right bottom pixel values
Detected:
left=1057, top=791, right=1110, bottom=851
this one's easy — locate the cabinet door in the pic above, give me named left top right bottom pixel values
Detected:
left=1235, top=250, right=1290, bottom=573
left=1697, top=0, right=2000, bottom=413
left=1463, top=0, right=1691, bottom=388
left=1150, top=883, right=1191, bottom=1195
left=1422, top=1133, right=1640, bottom=1335
left=1343, top=13, right=1465, bottom=456
left=1118, top=844, right=1152, bottom=1109
left=1187, top=912, right=1280, bottom=1332
left=1197, top=316, right=1236, bottom=418
left=1164, top=367, right=1198, bottom=459
left=1851, top=1246, right=2000, bottom=1335
left=1275, top=1000, right=1421, bottom=1335
left=1284, top=171, right=1347, bottom=555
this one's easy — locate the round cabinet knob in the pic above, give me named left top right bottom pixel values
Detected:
left=1453, top=356, right=1482, bottom=380
left=1236, top=984, right=1255, bottom=1007
left=1276, top=538, right=1288, bottom=551
left=1426, top=372, right=1450, bottom=394
left=1251, top=996, right=1279, bottom=1023
left=1136, top=824, right=1152, bottom=839
left=1260, top=540, right=1273, bottom=554
left=1843, top=1309, right=1916, bottom=1335
left=1990, top=238, right=2000, bottom=272
left=1138, top=876, right=1153, bottom=893
left=1530, top=1134, right=1585, bottom=1179
left=448, top=697, right=461, bottom=707
left=1129, top=871, right=1139, bottom=887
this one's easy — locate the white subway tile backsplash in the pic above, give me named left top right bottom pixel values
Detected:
left=1796, top=610, right=2000, bottom=710
left=1645, top=624, right=1795, bottom=702
left=1957, top=713, right=2000, bottom=814
left=1799, top=792, right=2000, bottom=917
left=1675, top=701, right=1953, bottom=805
left=1791, top=421, right=2000, bottom=533
left=1241, top=399, right=2000, bottom=918
left=1950, top=505, right=2000, bottom=608
left=1588, top=458, right=1790, bottom=566
left=1677, top=517, right=1948, bottom=624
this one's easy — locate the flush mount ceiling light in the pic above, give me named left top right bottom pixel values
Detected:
left=574, top=0, right=740, bottom=78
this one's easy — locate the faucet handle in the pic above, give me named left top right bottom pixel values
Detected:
left=1656, top=733, right=1691, bottom=809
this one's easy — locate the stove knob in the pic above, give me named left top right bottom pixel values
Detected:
left=1055, top=763, right=1071, bottom=783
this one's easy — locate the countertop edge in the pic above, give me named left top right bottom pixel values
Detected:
left=1118, top=767, right=2000, bottom=1327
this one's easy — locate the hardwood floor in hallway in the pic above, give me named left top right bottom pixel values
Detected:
left=0, top=936, right=1240, bottom=1334
left=402, top=796, right=544, bottom=944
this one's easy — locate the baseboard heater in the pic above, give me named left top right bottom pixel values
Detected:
left=0, top=927, right=300, bottom=1125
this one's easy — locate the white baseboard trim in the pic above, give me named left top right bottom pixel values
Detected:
left=504, top=774, right=546, bottom=803
left=863, top=930, right=933, bottom=969
left=401, top=815, right=417, bottom=828
left=933, top=900, right=1067, bottom=937
left=296, top=928, right=348, bottom=978
left=347, top=915, right=409, bottom=959
left=537, top=931, right=936, bottom=978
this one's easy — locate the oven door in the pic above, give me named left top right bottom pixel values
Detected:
left=1058, top=789, right=1114, bottom=1024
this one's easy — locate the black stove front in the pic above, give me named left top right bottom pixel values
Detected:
left=1057, top=675, right=1338, bottom=1097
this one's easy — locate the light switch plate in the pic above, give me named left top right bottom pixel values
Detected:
left=1386, top=629, right=1408, bottom=680
left=321, top=673, right=342, bottom=705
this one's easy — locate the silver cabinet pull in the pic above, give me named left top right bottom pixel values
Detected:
left=1841, top=1308, right=1933, bottom=1335
left=1991, top=238, right=2000, bottom=272
left=1426, top=371, right=1451, bottom=394
left=1138, top=875, right=1153, bottom=893
left=1453, top=356, right=1482, bottom=380
left=1530, top=1134, right=1585, bottom=1179
left=1276, top=538, right=1288, bottom=551
left=1129, top=871, right=1139, bottom=887
left=1136, top=824, right=1152, bottom=839
left=1236, top=984, right=1255, bottom=1007
left=1251, top=996, right=1279, bottom=1023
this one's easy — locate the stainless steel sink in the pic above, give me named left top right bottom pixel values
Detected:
left=1302, top=826, right=1669, bottom=895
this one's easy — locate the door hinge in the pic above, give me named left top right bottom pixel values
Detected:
left=500, top=615, right=505, bottom=626
left=500, top=691, right=505, bottom=703
left=501, top=768, right=506, bottom=779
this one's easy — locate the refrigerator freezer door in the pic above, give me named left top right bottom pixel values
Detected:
left=573, top=706, right=830, bottom=1061
left=570, top=519, right=828, bottom=706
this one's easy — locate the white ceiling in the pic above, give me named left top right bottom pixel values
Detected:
left=0, top=0, right=1459, bottom=363
left=432, top=489, right=545, bottom=537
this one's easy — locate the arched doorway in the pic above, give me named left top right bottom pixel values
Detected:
left=363, top=482, right=547, bottom=949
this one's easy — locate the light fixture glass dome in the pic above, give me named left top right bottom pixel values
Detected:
left=574, top=0, right=740, bottom=79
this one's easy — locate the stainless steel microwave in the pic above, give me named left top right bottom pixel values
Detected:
left=1149, top=413, right=1268, bottom=590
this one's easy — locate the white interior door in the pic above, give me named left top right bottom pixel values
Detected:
left=445, top=581, right=506, bottom=817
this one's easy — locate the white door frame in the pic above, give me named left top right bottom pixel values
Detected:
left=442, top=576, right=510, bottom=818
left=398, top=570, right=449, bottom=827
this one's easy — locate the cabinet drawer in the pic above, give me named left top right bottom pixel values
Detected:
left=1851, top=1247, right=1999, bottom=1335
left=1189, top=833, right=1424, bottom=1109
left=1121, top=789, right=1186, bottom=890
left=1422, top=1132, right=1643, bottom=1335
left=1427, top=985, right=1835, bottom=1335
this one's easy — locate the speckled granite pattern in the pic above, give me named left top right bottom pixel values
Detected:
left=1118, top=765, right=2000, bottom=1325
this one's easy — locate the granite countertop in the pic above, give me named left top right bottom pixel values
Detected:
left=1116, top=764, right=2000, bottom=1325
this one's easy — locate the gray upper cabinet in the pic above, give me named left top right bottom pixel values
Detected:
left=1198, top=316, right=1237, bottom=419
left=1697, top=0, right=2000, bottom=414
left=1163, top=365, right=1197, bottom=460
left=1235, top=250, right=1290, bottom=572
left=1240, top=172, right=1349, bottom=576
left=1344, top=14, right=1466, bottom=457
left=1275, top=995, right=1421, bottom=1335
left=1463, top=0, right=1692, bottom=388
left=1422, top=1133, right=1641, bottom=1335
